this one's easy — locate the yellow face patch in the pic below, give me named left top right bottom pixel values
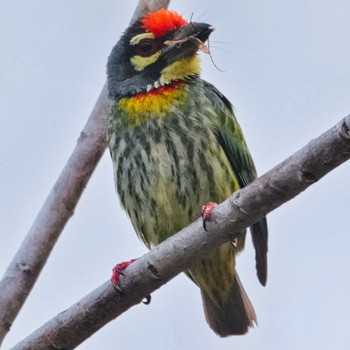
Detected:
left=118, top=81, right=187, bottom=126
left=130, top=32, right=155, bottom=46
left=130, top=52, right=160, bottom=71
left=160, top=56, right=201, bottom=85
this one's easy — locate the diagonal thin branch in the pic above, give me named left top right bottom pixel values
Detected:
left=11, top=115, right=350, bottom=350
left=0, top=0, right=170, bottom=346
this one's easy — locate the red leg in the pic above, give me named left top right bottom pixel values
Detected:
left=111, top=259, right=152, bottom=304
left=111, top=259, right=136, bottom=291
left=201, top=202, right=218, bottom=231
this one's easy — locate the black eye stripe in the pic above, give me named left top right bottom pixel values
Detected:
left=139, top=40, right=153, bottom=51
left=135, top=39, right=159, bottom=57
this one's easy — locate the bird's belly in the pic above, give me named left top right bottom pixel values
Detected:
left=113, top=124, right=240, bottom=247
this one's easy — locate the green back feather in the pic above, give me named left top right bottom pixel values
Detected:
left=203, top=80, right=268, bottom=286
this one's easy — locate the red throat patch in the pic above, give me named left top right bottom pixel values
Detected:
left=141, top=9, right=187, bottom=37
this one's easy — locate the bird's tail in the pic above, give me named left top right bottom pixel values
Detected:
left=201, top=273, right=256, bottom=336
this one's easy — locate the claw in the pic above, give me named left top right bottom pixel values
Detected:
left=111, top=259, right=152, bottom=306
left=111, top=259, right=136, bottom=292
left=201, top=202, right=218, bottom=231
left=142, top=295, right=152, bottom=305
left=231, top=236, right=239, bottom=247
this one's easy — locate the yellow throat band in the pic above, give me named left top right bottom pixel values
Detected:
left=118, top=80, right=188, bottom=126
left=160, top=56, right=200, bottom=85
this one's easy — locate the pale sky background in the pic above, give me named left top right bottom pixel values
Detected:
left=1, top=1, right=350, bottom=349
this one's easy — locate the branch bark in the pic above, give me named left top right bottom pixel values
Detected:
left=0, top=0, right=170, bottom=346
left=11, top=115, right=350, bottom=350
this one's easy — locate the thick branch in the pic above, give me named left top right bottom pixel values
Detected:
left=0, top=0, right=170, bottom=346
left=11, top=115, right=350, bottom=349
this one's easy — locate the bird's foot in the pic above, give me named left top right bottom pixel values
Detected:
left=111, top=258, right=152, bottom=305
left=201, top=202, right=218, bottom=231
left=111, top=259, right=136, bottom=292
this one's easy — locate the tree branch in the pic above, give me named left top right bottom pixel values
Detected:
left=0, top=0, right=170, bottom=346
left=11, top=115, right=350, bottom=350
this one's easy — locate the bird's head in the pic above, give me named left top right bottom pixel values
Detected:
left=107, top=9, right=214, bottom=99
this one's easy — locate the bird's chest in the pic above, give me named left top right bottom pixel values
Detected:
left=109, top=112, right=236, bottom=245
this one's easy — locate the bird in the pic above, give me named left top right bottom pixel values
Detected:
left=106, top=8, right=268, bottom=337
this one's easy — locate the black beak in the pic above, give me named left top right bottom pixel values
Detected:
left=172, top=22, right=214, bottom=43
left=161, top=22, right=214, bottom=62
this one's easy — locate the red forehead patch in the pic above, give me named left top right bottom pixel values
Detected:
left=141, top=9, right=187, bottom=37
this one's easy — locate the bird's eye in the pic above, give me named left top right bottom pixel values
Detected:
left=135, top=39, right=158, bottom=57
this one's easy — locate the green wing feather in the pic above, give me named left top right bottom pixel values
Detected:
left=203, top=80, right=268, bottom=286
